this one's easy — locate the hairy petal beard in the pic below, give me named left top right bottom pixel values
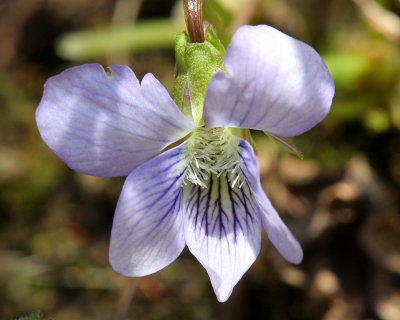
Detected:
left=183, top=127, right=245, bottom=189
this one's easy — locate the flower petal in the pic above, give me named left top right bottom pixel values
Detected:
left=239, top=139, right=303, bottom=263
left=36, top=64, right=195, bottom=177
left=109, top=144, right=188, bottom=276
left=183, top=175, right=261, bottom=302
left=204, top=25, right=334, bottom=137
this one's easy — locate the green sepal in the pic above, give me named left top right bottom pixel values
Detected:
left=173, top=27, right=225, bottom=126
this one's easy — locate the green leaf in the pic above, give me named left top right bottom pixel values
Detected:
left=203, top=0, right=234, bottom=45
left=57, top=19, right=178, bottom=60
left=323, top=52, right=370, bottom=89
left=364, top=108, right=391, bottom=133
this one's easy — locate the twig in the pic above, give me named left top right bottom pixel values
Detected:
left=352, top=0, right=400, bottom=41
left=107, top=0, right=144, bottom=64
left=113, top=277, right=139, bottom=320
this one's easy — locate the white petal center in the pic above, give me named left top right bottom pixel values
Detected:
left=183, top=128, right=245, bottom=189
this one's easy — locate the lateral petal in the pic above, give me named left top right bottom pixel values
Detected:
left=36, top=64, right=195, bottom=177
left=109, top=145, right=188, bottom=276
left=183, top=175, right=261, bottom=302
left=204, top=25, right=334, bottom=137
left=239, top=139, right=303, bottom=263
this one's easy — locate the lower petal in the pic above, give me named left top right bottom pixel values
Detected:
left=183, top=175, right=261, bottom=302
left=239, top=140, right=303, bottom=264
left=109, top=145, right=188, bottom=276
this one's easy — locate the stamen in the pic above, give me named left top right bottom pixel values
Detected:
left=183, top=128, right=245, bottom=189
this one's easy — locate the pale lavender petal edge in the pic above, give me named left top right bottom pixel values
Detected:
left=239, top=139, right=303, bottom=263
left=204, top=25, right=334, bottom=137
left=36, top=63, right=195, bottom=177
left=109, top=143, right=188, bottom=276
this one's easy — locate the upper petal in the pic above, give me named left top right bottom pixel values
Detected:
left=36, top=64, right=195, bottom=177
left=183, top=174, right=261, bottom=302
left=204, top=25, right=334, bottom=137
left=239, top=139, right=303, bottom=263
left=109, top=144, right=188, bottom=276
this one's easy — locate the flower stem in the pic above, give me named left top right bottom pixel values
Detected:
left=183, top=0, right=205, bottom=43
left=113, top=277, right=139, bottom=320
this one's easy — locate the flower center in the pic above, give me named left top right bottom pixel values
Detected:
left=183, top=127, right=245, bottom=189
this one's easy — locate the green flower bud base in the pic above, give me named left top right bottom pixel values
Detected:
left=173, top=27, right=226, bottom=126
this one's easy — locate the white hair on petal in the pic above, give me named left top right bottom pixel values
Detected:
left=183, top=127, right=245, bottom=189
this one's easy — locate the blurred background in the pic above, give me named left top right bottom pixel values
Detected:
left=0, top=0, right=400, bottom=319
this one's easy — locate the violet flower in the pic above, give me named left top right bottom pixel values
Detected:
left=36, top=25, right=334, bottom=302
